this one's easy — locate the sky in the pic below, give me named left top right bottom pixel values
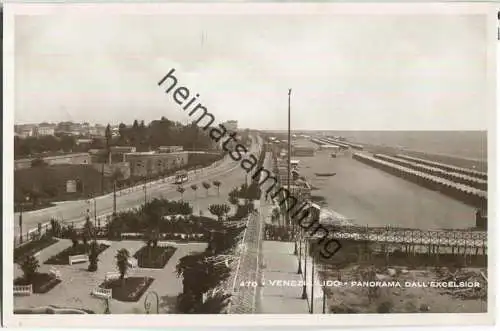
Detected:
left=14, top=13, right=489, bottom=130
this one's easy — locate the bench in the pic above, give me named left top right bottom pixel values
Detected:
left=121, top=233, right=142, bottom=239
left=69, top=254, right=89, bottom=265
left=14, top=284, right=33, bottom=296
left=104, top=272, right=121, bottom=282
left=91, top=287, right=112, bottom=299
left=49, top=267, right=61, bottom=280
left=128, top=257, right=138, bottom=268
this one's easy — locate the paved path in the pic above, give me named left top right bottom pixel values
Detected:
left=14, top=239, right=207, bottom=314
left=258, top=241, right=309, bottom=314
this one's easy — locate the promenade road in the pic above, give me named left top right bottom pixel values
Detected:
left=14, top=136, right=262, bottom=236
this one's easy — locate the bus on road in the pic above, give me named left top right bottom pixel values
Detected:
left=174, top=170, right=188, bottom=184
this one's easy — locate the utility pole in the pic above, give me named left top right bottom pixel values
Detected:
left=288, top=88, right=298, bottom=255
left=93, top=197, right=97, bottom=225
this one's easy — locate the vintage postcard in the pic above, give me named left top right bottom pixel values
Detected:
left=2, top=2, right=497, bottom=328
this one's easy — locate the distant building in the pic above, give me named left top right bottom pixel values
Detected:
left=124, top=151, right=189, bottom=177
left=14, top=153, right=91, bottom=170
left=318, top=144, right=340, bottom=151
left=158, top=146, right=183, bottom=153
left=35, top=124, right=56, bottom=136
left=292, top=146, right=315, bottom=157
left=110, top=146, right=137, bottom=163
left=15, top=124, right=37, bottom=138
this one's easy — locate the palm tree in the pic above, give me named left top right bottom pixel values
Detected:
left=68, top=226, right=79, bottom=249
left=115, top=249, right=130, bottom=285
left=228, top=187, right=239, bottom=206
left=202, top=182, right=211, bottom=197
left=19, top=254, right=40, bottom=283
left=191, top=184, right=198, bottom=199
left=177, top=186, right=186, bottom=200
left=212, top=180, right=221, bottom=196
left=88, top=240, right=99, bottom=272
left=208, top=204, right=231, bottom=222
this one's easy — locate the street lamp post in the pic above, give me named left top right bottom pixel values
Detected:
left=143, top=177, right=147, bottom=205
left=301, top=240, right=308, bottom=300
left=310, top=253, right=315, bottom=314
left=322, top=283, right=326, bottom=314
left=297, top=234, right=302, bottom=274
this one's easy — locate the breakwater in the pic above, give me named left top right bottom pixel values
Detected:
left=352, top=152, right=486, bottom=209
left=374, top=154, right=487, bottom=191
left=395, top=154, right=487, bottom=180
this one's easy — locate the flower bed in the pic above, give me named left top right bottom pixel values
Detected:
left=44, top=243, right=109, bottom=265
left=14, top=273, right=61, bottom=294
left=133, top=246, right=177, bottom=269
left=100, top=277, right=154, bottom=302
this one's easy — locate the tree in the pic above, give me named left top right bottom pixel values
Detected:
left=191, top=184, right=198, bottom=199
left=88, top=240, right=99, bottom=272
left=208, top=204, right=231, bottom=222
left=202, top=182, right=211, bottom=197
left=177, top=186, right=186, bottom=200
left=105, top=124, right=112, bottom=164
left=50, top=218, right=62, bottom=238
left=82, top=217, right=94, bottom=248
left=19, top=255, right=40, bottom=283
left=115, top=249, right=130, bottom=285
left=176, top=253, right=231, bottom=311
left=68, top=227, right=79, bottom=249
left=228, top=187, right=239, bottom=206
left=213, top=180, right=221, bottom=196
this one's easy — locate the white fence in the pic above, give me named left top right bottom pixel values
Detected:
left=91, top=287, right=112, bottom=299
left=69, top=254, right=89, bottom=265
left=14, top=284, right=33, bottom=296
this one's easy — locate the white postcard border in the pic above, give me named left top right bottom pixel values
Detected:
left=3, top=2, right=497, bottom=327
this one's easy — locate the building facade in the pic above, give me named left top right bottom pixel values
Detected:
left=35, top=124, right=56, bottom=136
left=124, top=152, right=189, bottom=177
left=14, top=153, right=91, bottom=170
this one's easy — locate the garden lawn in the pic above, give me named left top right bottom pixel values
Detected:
left=133, top=245, right=177, bottom=269
left=14, top=237, right=58, bottom=263
left=14, top=273, right=61, bottom=294
left=44, top=243, right=109, bottom=265
left=100, top=277, right=154, bottom=302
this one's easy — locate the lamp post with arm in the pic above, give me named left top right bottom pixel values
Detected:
left=18, top=196, right=30, bottom=244
left=301, top=238, right=308, bottom=300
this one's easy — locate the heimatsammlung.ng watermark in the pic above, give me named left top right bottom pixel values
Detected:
left=158, top=68, right=342, bottom=259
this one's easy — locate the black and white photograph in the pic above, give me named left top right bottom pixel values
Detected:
left=3, top=2, right=497, bottom=327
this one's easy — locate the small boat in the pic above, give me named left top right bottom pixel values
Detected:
left=331, top=153, right=337, bottom=158
left=315, top=172, right=336, bottom=177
